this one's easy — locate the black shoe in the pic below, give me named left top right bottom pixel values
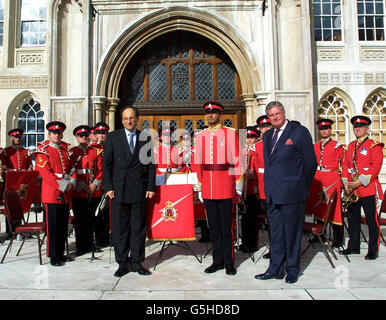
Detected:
left=114, top=267, right=130, bottom=277
left=255, top=272, right=284, bottom=280
left=339, top=248, right=360, bottom=255
left=365, top=252, right=378, bottom=260
left=204, top=264, right=224, bottom=274
left=263, top=252, right=271, bottom=259
left=59, top=255, right=75, bottom=262
left=132, top=265, right=152, bottom=276
left=285, top=273, right=299, bottom=284
left=50, top=258, right=64, bottom=267
left=225, top=265, right=237, bottom=275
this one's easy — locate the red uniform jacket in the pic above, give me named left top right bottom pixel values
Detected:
left=0, top=146, right=32, bottom=170
left=314, top=139, right=345, bottom=172
left=254, top=140, right=265, bottom=200
left=342, top=137, right=384, bottom=198
left=194, top=125, right=243, bottom=199
left=242, top=144, right=258, bottom=195
left=34, top=141, right=74, bottom=204
left=154, top=144, right=179, bottom=176
left=70, top=145, right=103, bottom=198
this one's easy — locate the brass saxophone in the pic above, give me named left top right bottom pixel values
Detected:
left=341, top=172, right=359, bottom=210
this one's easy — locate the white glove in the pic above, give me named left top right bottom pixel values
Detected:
left=236, top=190, right=242, bottom=196
left=198, top=192, right=203, bottom=203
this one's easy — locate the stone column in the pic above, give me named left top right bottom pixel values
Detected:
left=241, top=93, right=256, bottom=126
left=107, top=98, right=120, bottom=131
left=91, top=96, right=107, bottom=124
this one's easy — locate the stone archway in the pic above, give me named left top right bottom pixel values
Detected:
left=94, top=6, right=260, bottom=129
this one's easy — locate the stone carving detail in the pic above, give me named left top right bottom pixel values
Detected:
left=318, top=72, right=386, bottom=85
left=318, top=48, right=343, bottom=61
left=361, top=48, right=386, bottom=61
left=18, top=53, right=43, bottom=64
left=0, top=76, right=48, bottom=88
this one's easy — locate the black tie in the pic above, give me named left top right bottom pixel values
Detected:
left=271, top=129, right=279, bottom=153
left=129, top=133, right=134, bottom=153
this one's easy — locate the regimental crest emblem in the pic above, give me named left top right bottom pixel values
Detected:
left=161, top=201, right=178, bottom=222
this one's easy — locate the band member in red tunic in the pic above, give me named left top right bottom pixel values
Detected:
left=0, top=128, right=32, bottom=171
left=255, top=115, right=273, bottom=259
left=340, top=115, right=384, bottom=260
left=0, top=128, right=33, bottom=236
left=90, top=122, right=110, bottom=247
left=194, top=101, right=243, bottom=275
left=34, top=121, right=75, bottom=266
left=307, top=118, right=345, bottom=246
left=154, top=127, right=179, bottom=184
left=70, top=125, right=103, bottom=256
left=240, top=126, right=260, bottom=253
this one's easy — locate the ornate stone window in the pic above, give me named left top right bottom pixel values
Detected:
left=20, top=0, right=47, bottom=46
left=318, top=93, right=350, bottom=144
left=313, top=0, right=343, bottom=41
left=357, top=0, right=385, bottom=41
left=17, top=98, right=45, bottom=151
left=363, top=92, right=386, bottom=155
left=0, top=0, right=4, bottom=46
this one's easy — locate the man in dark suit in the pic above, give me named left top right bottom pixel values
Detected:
left=103, top=106, right=156, bottom=277
left=255, top=101, right=317, bottom=284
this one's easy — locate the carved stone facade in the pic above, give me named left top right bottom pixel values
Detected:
left=0, top=0, right=384, bottom=163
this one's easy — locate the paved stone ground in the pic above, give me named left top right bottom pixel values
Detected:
left=0, top=219, right=385, bottom=301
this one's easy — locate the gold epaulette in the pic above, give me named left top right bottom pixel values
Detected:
left=370, top=141, right=385, bottom=149
left=224, top=126, right=236, bottom=131
left=96, top=148, right=103, bottom=156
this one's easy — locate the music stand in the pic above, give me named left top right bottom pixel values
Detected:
left=153, top=240, right=202, bottom=270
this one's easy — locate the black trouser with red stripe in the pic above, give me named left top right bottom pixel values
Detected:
left=45, top=203, right=69, bottom=259
left=347, top=195, right=380, bottom=253
left=204, top=198, right=234, bottom=266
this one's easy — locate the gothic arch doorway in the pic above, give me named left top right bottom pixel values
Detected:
left=117, top=30, right=245, bottom=132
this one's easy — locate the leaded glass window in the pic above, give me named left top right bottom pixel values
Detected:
left=218, top=63, right=236, bottom=100
left=20, top=0, right=47, bottom=46
left=357, top=0, right=385, bottom=41
left=17, top=98, right=45, bottom=151
left=172, top=63, right=190, bottom=100
left=363, top=92, right=386, bottom=156
left=313, top=0, right=343, bottom=41
left=318, top=94, right=349, bottom=144
left=224, top=119, right=233, bottom=128
left=149, top=64, right=167, bottom=101
left=0, top=0, right=4, bottom=46
left=119, top=31, right=240, bottom=105
left=194, top=63, right=213, bottom=100
left=185, top=120, right=194, bottom=134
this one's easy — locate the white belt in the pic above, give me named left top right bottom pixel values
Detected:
left=317, top=166, right=331, bottom=172
left=257, top=168, right=264, bottom=174
left=7, top=168, right=18, bottom=171
left=76, top=169, right=90, bottom=175
left=158, top=168, right=178, bottom=173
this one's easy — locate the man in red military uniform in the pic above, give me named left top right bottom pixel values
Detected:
left=0, top=128, right=33, bottom=237
left=70, top=125, right=103, bottom=256
left=154, top=127, right=179, bottom=185
left=34, top=121, right=75, bottom=266
left=194, top=101, right=243, bottom=275
left=340, top=115, right=384, bottom=260
left=240, top=126, right=260, bottom=253
left=90, top=121, right=110, bottom=247
left=0, top=128, right=32, bottom=171
left=307, top=118, right=345, bottom=246
left=255, top=115, right=273, bottom=259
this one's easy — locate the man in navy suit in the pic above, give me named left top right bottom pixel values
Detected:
left=103, top=106, right=156, bottom=277
left=255, top=101, right=317, bottom=283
